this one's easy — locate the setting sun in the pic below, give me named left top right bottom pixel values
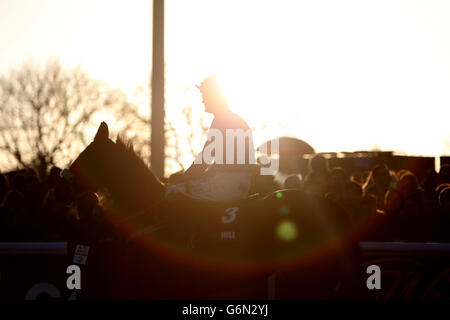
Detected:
left=165, top=0, right=450, bottom=164
left=0, top=0, right=449, bottom=173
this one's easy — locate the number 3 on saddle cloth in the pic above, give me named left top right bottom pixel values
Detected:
left=165, top=172, right=252, bottom=203
left=162, top=172, right=259, bottom=254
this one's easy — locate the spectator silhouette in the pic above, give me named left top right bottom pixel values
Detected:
left=283, top=174, right=302, bottom=190
left=0, top=190, right=29, bottom=241
left=363, top=164, right=391, bottom=210
left=0, top=173, right=8, bottom=204
left=325, top=167, right=347, bottom=206
left=357, top=192, right=387, bottom=241
left=342, top=181, right=363, bottom=224
left=69, top=192, right=111, bottom=245
left=421, top=168, right=438, bottom=197
left=438, top=164, right=450, bottom=185
left=303, top=154, right=329, bottom=196
left=42, top=166, right=62, bottom=193
left=396, top=172, right=434, bottom=241
left=432, top=185, right=450, bottom=242
left=40, top=180, right=76, bottom=241
left=383, top=189, right=407, bottom=241
left=434, top=183, right=450, bottom=206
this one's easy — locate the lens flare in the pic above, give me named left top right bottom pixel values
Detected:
left=276, top=219, right=299, bottom=242
left=279, top=205, right=290, bottom=216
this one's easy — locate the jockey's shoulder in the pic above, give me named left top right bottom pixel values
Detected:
left=213, top=111, right=250, bottom=131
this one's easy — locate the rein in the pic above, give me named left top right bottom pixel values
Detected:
left=123, top=197, right=168, bottom=243
left=125, top=197, right=167, bottom=222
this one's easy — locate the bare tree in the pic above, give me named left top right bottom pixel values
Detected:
left=164, top=105, right=210, bottom=174
left=122, top=82, right=211, bottom=176
left=114, top=84, right=152, bottom=163
left=126, top=104, right=210, bottom=174
left=0, top=60, right=139, bottom=177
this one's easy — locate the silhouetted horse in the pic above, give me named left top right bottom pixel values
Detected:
left=69, top=122, right=361, bottom=299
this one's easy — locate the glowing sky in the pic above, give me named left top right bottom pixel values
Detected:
left=1, top=0, right=449, bottom=170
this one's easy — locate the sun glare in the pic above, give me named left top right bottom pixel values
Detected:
left=166, top=0, right=450, bottom=158
left=1, top=0, right=449, bottom=173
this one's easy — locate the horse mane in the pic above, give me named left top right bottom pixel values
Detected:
left=106, top=135, right=165, bottom=213
left=116, top=136, right=142, bottom=165
left=115, top=135, right=162, bottom=183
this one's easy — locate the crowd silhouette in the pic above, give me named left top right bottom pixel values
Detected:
left=280, top=156, right=450, bottom=243
left=0, top=167, right=116, bottom=243
left=1, top=152, right=450, bottom=299
left=1, top=156, right=449, bottom=244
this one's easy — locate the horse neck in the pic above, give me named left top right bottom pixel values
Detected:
left=107, top=163, right=166, bottom=214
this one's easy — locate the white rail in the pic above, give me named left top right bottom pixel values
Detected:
left=0, top=242, right=67, bottom=255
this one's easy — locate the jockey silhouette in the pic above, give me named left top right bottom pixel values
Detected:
left=165, top=76, right=256, bottom=202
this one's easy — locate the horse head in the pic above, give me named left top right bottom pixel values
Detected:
left=69, top=122, right=166, bottom=216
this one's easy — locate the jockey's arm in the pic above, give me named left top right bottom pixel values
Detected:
left=183, top=139, right=213, bottom=181
left=183, top=160, right=208, bottom=180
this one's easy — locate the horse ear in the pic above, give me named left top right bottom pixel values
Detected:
left=94, top=122, right=109, bottom=142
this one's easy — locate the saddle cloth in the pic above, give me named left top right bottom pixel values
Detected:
left=165, top=172, right=252, bottom=203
